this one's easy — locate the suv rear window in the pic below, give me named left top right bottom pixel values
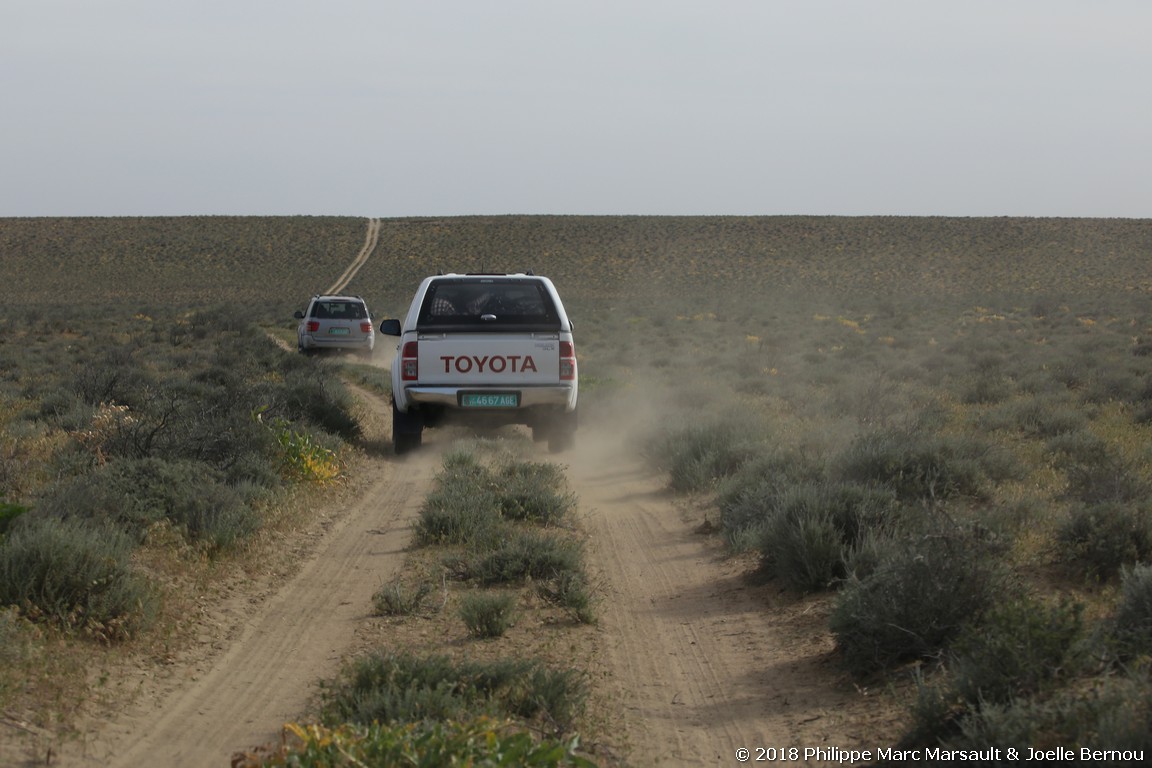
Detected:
left=312, top=300, right=367, bottom=320
left=417, top=279, right=560, bottom=331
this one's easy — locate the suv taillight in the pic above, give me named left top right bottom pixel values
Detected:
left=559, top=341, right=576, bottom=381
left=401, top=341, right=419, bottom=381
left=361, top=321, right=373, bottom=333
left=307, top=321, right=320, bottom=332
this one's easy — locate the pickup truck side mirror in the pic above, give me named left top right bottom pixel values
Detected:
left=378, top=318, right=402, bottom=336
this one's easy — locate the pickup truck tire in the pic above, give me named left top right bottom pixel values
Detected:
left=546, top=409, right=578, bottom=453
left=548, top=429, right=575, bottom=453
left=392, top=401, right=424, bottom=455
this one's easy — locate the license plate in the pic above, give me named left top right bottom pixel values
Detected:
left=460, top=393, right=520, bottom=408
left=328, top=327, right=350, bottom=335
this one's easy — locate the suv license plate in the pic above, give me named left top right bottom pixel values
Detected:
left=460, top=393, right=520, bottom=408
left=328, top=327, right=350, bottom=335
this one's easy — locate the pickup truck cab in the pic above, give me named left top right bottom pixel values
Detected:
left=379, top=273, right=578, bottom=454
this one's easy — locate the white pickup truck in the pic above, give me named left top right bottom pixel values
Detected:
left=378, top=273, right=579, bottom=454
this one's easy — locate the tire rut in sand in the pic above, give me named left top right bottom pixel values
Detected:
left=51, top=387, right=435, bottom=768
left=568, top=438, right=900, bottom=767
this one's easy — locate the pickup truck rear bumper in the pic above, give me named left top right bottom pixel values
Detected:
left=403, top=384, right=577, bottom=411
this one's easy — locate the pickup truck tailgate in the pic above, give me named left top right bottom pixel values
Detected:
left=417, top=334, right=561, bottom=385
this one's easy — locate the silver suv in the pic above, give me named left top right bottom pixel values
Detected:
left=294, top=295, right=375, bottom=357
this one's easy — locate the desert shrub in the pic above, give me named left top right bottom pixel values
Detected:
left=1045, top=429, right=1110, bottom=468
left=977, top=395, right=1086, bottom=437
left=263, top=414, right=343, bottom=485
left=0, top=501, right=28, bottom=540
left=372, top=580, right=433, bottom=617
left=412, top=449, right=563, bottom=545
left=758, top=482, right=900, bottom=592
left=832, top=429, right=993, bottom=503
left=276, top=364, right=361, bottom=440
left=463, top=530, right=584, bottom=586
left=645, top=417, right=760, bottom=492
left=1110, top=563, right=1152, bottom=660
left=949, top=597, right=1085, bottom=707
left=33, top=386, right=92, bottom=431
left=715, top=449, right=826, bottom=551
left=416, top=475, right=502, bottom=546
left=71, top=347, right=154, bottom=408
left=319, top=652, right=586, bottom=733
left=459, top=591, right=518, bottom=638
left=829, top=533, right=1002, bottom=675
left=1062, top=453, right=1149, bottom=505
left=235, top=718, right=595, bottom=768
left=940, top=668, right=1152, bottom=756
left=1056, top=502, right=1152, bottom=579
left=496, top=461, right=576, bottom=525
left=537, top=571, right=597, bottom=625
left=38, top=457, right=260, bottom=553
left=0, top=516, right=156, bottom=640
left=960, top=373, right=1013, bottom=405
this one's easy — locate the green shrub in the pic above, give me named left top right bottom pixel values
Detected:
left=236, top=718, right=595, bottom=768
left=1063, top=453, right=1150, bottom=505
left=280, top=367, right=362, bottom=440
left=414, top=452, right=512, bottom=545
left=978, top=396, right=1086, bottom=437
left=941, top=668, right=1152, bottom=756
left=1056, top=502, right=1152, bottom=579
left=38, top=457, right=260, bottom=553
left=464, top=531, right=584, bottom=586
left=960, top=373, right=1013, bottom=405
left=0, top=516, right=156, bottom=640
left=829, top=534, right=1001, bottom=675
left=372, top=580, right=433, bottom=617
left=537, top=572, right=597, bottom=625
left=319, top=652, right=586, bottom=734
left=0, top=501, right=28, bottom=540
left=758, top=483, right=900, bottom=592
left=950, top=597, right=1085, bottom=706
left=715, top=449, right=826, bottom=551
left=1111, top=563, right=1152, bottom=660
left=496, top=462, right=576, bottom=525
left=833, top=429, right=991, bottom=503
left=1045, top=429, right=1110, bottom=469
left=645, top=417, right=759, bottom=492
left=459, top=591, right=518, bottom=638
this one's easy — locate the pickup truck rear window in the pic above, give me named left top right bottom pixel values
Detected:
left=417, top=280, right=561, bottom=331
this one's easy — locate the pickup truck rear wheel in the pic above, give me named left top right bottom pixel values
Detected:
left=548, top=429, right=575, bottom=453
left=392, top=401, right=424, bottom=455
left=546, top=409, right=577, bottom=453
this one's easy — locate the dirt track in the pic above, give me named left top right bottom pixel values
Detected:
left=568, top=434, right=900, bottom=766
left=47, top=386, right=437, bottom=767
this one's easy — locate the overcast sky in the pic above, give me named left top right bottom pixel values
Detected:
left=3, top=1, right=1149, bottom=218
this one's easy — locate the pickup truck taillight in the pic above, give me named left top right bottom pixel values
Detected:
left=401, top=341, right=419, bottom=380
left=560, top=341, right=576, bottom=381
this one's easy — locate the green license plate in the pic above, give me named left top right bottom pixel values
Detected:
left=328, top=327, right=350, bottom=335
left=460, top=393, right=519, bottom=408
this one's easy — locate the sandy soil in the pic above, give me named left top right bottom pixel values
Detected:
left=567, top=431, right=905, bottom=766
